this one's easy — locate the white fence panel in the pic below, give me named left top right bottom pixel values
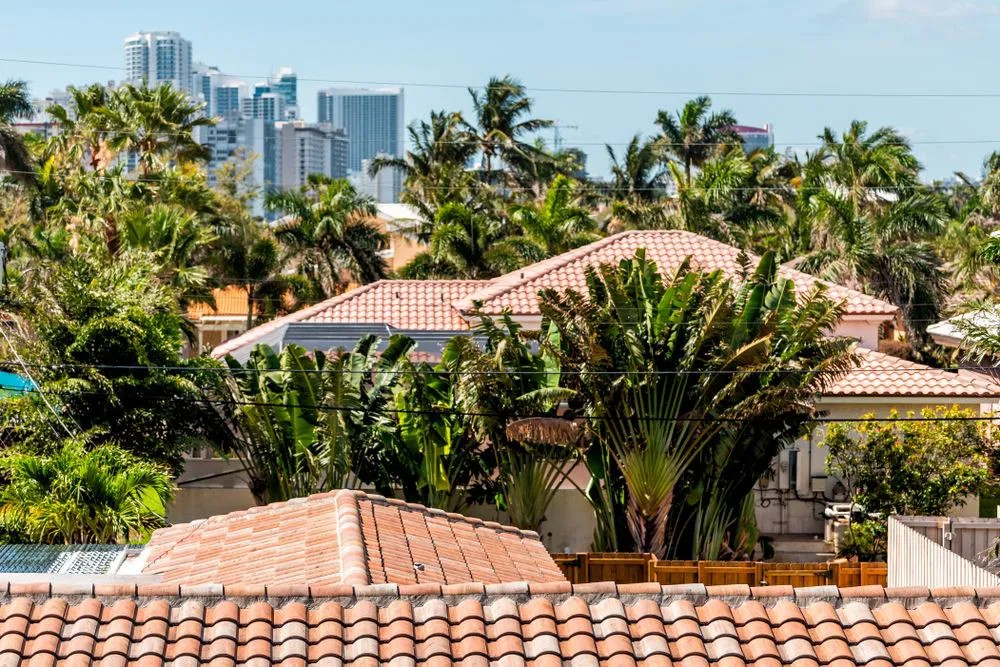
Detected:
left=888, top=517, right=1000, bottom=588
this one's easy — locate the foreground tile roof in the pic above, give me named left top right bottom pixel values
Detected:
left=142, top=490, right=564, bottom=587
left=211, top=280, right=487, bottom=359
left=824, top=348, right=1000, bottom=399
left=4, top=583, right=1000, bottom=665
left=454, top=230, right=899, bottom=318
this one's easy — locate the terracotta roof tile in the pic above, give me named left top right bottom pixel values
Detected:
left=141, top=490, right=564, bottom=587
left=454, top=230, right=899, bottom=318
left=824, top=348, right=1000, bottom=398
left=15, top=584, right=1000, bottom=664
left=211, top=280, right=487, bottom=359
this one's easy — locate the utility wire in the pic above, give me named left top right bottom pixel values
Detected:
left=12, top=386, right=1000, bottom=424
left=9, top=56, right=1000, bottom=99
left=0, top=167, right=977, bottom=191
left=1, top=359, right=997, bottom=377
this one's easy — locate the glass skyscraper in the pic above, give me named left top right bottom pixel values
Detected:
left=318, top=89, right=403, bottom=164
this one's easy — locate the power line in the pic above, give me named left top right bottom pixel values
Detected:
left=0, top=359, right=996, bottom=377
left=0, top=166, right=977, bottom=192
left=10, top=56, right=1000, bottom=99
left=10, top=385, right=1000, bottom=425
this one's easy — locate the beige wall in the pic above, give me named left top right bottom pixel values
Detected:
left=830, top=317, right=883, bottom=350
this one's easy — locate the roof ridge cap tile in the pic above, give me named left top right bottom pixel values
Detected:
left=333, top=490, right=369, bottom=586
left=361, top=493, right=542, bottom=539
left=454, top=233, right=629, bottom=313
left=210, top=281, right=389, bottom=358
left=15, top=583, right=1000, bottom=610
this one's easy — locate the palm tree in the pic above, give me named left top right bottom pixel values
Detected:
left=97, top=83, right=213, bottom=175
left=539, top=251, right=855, bottom=557
left=0, top=441, right=173, bottom=544
left=369, top=110, right=478, bottom=225
left=400, top=202, right=542, bottom=279
left=655, top=96, right=739, bottom=184
left=512, top=175, right=599, bottom=254
left=45, top=84, right=115, bottom=172
left=120, top=204, right=215, bottom=307
left=604, top=135, right=669, bottom=230
left=267, top=176, right=387, bottom=297
left=211, top=214, right=299, bottom=329
left=606, top=135, right=664, bottom=202
left=795, top=122, right=946, bottom=347
left=810, top=120, right=920, bottom=213
left=466, top=76, right=553, bottom=185
left=0, top=80, right=35, bottom=186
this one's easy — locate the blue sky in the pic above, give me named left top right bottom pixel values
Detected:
left=5, top=0, right=1000, bottom=180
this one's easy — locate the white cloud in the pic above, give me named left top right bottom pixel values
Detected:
left=851, top=0, right=999, bottom=22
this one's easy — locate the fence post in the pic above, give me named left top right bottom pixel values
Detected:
left=755, top=562, right=764, bottom=586
left=646, top=554, right=657, bottom=584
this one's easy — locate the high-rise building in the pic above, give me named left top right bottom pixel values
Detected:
left=316, top=87, right=404, bottom=201
left=276, top=121, right=349, bottom=189
left=124, top=31, right=193, bottom=93
left=270, top=68, right=297, bottom=108
left=251, top=68, right=298, bottom=120
left=732, top=124, right=774, bottom=154
left=191, top=62, right=248, bottom=119
left=200, top=116, right=267, bottom=216
left=241, top=93, right=285, bottom=123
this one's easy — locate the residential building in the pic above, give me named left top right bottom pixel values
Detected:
left=250, top=68, right=298, bottom=120
left=191, top=62, right=247, bottom=119
left=123, top=30, right=192, bottom=94
left=4, top=577, right=1000, bottom=663
left=276, top=120, right=348, bottom=189
left=205, top=230, right=1000, bottom=550
left=11, top=88, right=74, bottom=140
left=150, top=489, right=564, bottom=584
left=185, top=286, right=258, bottom=356
left=351, top=157, right=397, bottom=202
left=241, top=92, right=285, bottom=123
left=373, top=202, right=429, bottom=272
left=733, top=123, right=775, bottom=153
left=317, top=87, right=404, bottom=201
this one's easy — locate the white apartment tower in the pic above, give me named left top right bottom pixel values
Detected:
left=316, top=87, right=404, bottom=201
left=276, top=121, right=349, bottom=190
left=124, top=31, right=193, bottom=94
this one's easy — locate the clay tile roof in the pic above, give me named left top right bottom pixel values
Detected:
left=824, top=348, right=1000, bottom=398
left=4, top=585, right=1000, bottom=664
left=210, top=280, right=487, bottom=359
left=140, top=489, right=565, bottom=587
left=454, top=230, right=899, bottom=318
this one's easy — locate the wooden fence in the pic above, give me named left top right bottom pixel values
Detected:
left=552, top=553, right=887, bottom=588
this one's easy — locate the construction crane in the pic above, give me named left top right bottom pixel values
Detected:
left=552, top=122, right=579, bottom=152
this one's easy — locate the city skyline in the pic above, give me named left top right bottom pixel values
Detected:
left=8, top=1, right=1000, bottom=181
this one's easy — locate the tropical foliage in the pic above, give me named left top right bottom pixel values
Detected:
left=822, top=406, right=992, bottom=518
left=0, top=440, right=173, bottom=544
left=5, top=72, right=1000, bottom=548
left=537, top=251, right=856, bottom=558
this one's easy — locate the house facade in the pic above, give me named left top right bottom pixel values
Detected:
left=180, top=231, right=1000, bottom=548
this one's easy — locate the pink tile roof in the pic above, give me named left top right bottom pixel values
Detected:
left=6, top=583, right=1000, bottom=664
left=142, top=490, right=565, bottom=587
left=454, top=230, right=899, bottom=318
left=211, top=280, right=487, bottom=359
left=825, top=348, right=1000, bottom=399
